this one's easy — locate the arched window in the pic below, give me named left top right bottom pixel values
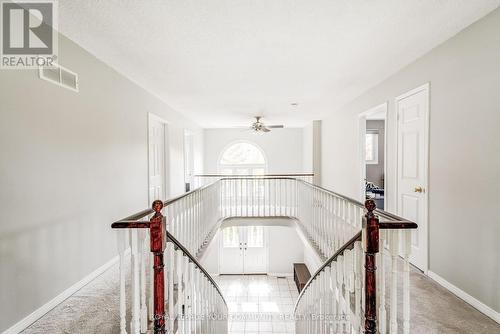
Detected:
left=218, top=141, right=267, bottom=175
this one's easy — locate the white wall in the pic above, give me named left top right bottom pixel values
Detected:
left=203, top=128, right=304, bottom=174
left=193, top=131, right=205, bottom=175
left=303, top=123, right=313, bottom=172
left=321, top=8, right=500, bottom=315
left=0, top=34, right=201, bottom=332
left=302, top=121, right=322, bottom=184
left=268, top=226, right=304, bottom=275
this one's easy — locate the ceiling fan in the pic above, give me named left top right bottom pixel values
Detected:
left=249, top=116, right=284, bottom=133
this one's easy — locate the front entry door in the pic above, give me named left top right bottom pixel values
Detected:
left=220, top=226, right=268, bottom=274
left=396, top=84, right=429, bottom=272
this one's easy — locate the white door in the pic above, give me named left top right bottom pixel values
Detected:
left=149, top=115, right=167, bottom=202
left=243, top=226, right=267, bottom=273
left=220, top=226, right=268, bottom=274
left=220, top=226, right=244, bottom=274
left=396, top=84, right=429, bottom=272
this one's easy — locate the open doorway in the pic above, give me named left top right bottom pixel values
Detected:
left=359, top=103, right=387, bottom=210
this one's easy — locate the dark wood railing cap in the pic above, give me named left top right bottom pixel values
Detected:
left=152, top=199, right=164, bottom=213
left=365, top=199, right=376, bottom=214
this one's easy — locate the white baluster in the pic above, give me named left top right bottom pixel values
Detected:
left=378, top=230, right=387, bottom=334
left=117, top=229, right=129, bottom=334
left=389, top=230, right=399, bottom=334
left=138, top=229, right=148, bottom=333
left=176, top=249, right=184, bottom=334
left=331, top=261, right=338, bottom=333
left=337, top=255, right=345, bottom=334
left=184, top=256, right=191, bottom=334
left=149, top=232, right=154, bottom=321
left=354, top=240, right=362, bottom=333
left=130, top=229, right=141, bottom=334
left=168, top=243, right=175, bottom=334
left=403, top=229, right=411, bottom=334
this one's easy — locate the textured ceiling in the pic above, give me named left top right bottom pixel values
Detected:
left=59, top=0, right=500, bottom=127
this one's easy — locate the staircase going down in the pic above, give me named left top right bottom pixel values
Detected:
left=111, top=175, right=417, bottom=334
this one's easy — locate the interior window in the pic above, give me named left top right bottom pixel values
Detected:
left=247, top=226, right=264, bottom=247
left=365, top=131, right=379, bottom=164
left=222, top=227, right=240, bottom=248
left=219, top=141, right=267, bottom=175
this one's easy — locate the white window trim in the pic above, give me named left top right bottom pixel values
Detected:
left=218, top=140, right=268, bottom=174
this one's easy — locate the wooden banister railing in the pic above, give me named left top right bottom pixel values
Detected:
left=111, top=175, right=417, bottom=334
left=294, top=199, right=417, bottom=334
left=111, top=182, right=227, bottom=334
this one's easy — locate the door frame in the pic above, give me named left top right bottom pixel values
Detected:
left=148, top=113, right=170, bottom=203
left=395, top=83, right=430, bottom=273
left=358, top=102, right=388, bottom=203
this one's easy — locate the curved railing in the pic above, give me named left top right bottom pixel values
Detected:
left=164, top=231, right=227, bottom=334
left=112, top=195, right=227, bottom=334
left=295, top=231, right=363, bottom=331
left=294, top=199, right=417, bottom=334
left=111, top=175, right=417, bottom=334
left=193, top=172, right=314, bottom=188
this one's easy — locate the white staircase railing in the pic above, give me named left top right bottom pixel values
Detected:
left=112, top=184, right=228, bottom=334
left=111, top=175, right=417, bottom=334
left=294, top=199, right=417, bottom=334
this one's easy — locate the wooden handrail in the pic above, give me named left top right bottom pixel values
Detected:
left=293, top=230, right=363, bottom=313
left=113, top=176, right=412, bottom=227
left=111, top=178, right=417, bottom=334
left=113, top=180, right=220, bottom=224
left=294, top=179, right=414, bottom=225
left=111, top=199, right=227, bottom=334
left=194, top=173, right=314, bottom=177
left=165, top=231, right=227, bottom=308
left=293, top=199, right=417, bottom=334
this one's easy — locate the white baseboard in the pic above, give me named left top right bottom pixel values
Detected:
left=2, top=256, right=120, bottom=334
left=268, top=273, right=293, bottom=277
left=428, top=271, right=500, bottom=324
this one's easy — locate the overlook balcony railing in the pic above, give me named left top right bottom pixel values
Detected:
left=193, top=173, right=314, bottom=188
left=111, top=175, right=416, bottom=334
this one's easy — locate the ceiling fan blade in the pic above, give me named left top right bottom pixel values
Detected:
left=262, top=127, right=271, bottom=132
left=267, top=125, right=284, bottom=128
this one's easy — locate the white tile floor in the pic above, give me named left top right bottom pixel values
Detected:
left=215, top=275, right=299, bottom=334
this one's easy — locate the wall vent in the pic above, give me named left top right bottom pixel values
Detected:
left=39, top=63, right=79, bottom=92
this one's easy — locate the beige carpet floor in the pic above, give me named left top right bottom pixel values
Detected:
left=21, top=259, right=500, bottom=334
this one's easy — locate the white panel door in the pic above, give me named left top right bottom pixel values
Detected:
left=243, top=226, right=267, bottom=274
left=396, top=84, right=429, bottom=272
left=220, top=226, right=244, bottom=274
left=220, top=226, right=268, bottom=274
left=149, top=116, right=166, bottom=202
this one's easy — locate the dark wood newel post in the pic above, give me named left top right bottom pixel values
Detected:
left=150, top=200, right=166, bottom=334
left=364, top=199, right=379, bottom=334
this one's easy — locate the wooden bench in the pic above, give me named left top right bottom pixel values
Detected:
left=293, top=263, right=311, bottom=293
